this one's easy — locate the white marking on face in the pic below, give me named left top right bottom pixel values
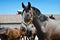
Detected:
left=23, top=10, right=33, bottom=19
left=23, top=11, right=26, bottom=19
left=27, top=24, right=36, bottom=31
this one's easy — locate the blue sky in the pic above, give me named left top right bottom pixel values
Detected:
left=0, top=0, right=60, bottom=14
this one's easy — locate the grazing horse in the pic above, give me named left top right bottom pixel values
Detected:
left=7, top=28, right=21, bottom=40
left=22, top=2, right=60, bottom=40
left=49, top=14, right=55, bottom=20
left=22, top=2, right=46, bottom=40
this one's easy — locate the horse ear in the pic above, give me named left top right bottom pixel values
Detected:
left=28, top=2, right=31, bottom=9
left=22, top=2, right=25, bottom=8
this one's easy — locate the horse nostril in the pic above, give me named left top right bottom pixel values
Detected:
left=27, top=14, right=29, bottom=16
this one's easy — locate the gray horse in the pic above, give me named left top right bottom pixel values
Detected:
left=22, top=2, right=60, bottom=40
left=22, top=2, right=46, bottom=40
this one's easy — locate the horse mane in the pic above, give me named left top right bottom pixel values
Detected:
left=31, top=7, right=41, bottom=16
left=31, top=6, right=48, bottom=22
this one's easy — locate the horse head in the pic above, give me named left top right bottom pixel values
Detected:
left=22, top=2, right=42, bottom=25
left=22, top=2, right=32, bottom=23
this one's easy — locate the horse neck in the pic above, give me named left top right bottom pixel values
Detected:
left=32, top=17, right=43, bottom=32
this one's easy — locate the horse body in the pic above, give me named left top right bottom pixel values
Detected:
left=7, top=28, right=21, bottom=40
left=45, top=18, right=60, bottom=33
left=43, top=18, right=60, bottom=40
left=32, top=12, right=60, bottom=40
left=33, top=14, right=60, bottom=40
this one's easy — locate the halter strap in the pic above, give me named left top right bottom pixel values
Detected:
left=22, top=19, right=32, bottom=26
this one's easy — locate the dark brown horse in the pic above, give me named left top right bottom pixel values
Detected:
left=22, top=2, right=60, bottom=40
left=22, top=2, right=46, bottom=40
left=0, top=34, right=8, bottom=40
left=0, top=27, right=8, bottom=40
